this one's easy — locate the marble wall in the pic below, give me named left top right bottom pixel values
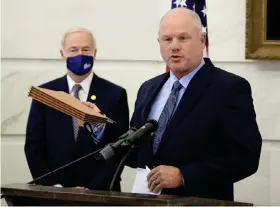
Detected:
left=1, top=0, right=280, bottom=205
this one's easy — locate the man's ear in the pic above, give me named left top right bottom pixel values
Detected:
left=60, top=49, right=66, bottom=60
left=93, top=48, right=97, bottom=58
left=201, top=33, right=206, bottom=49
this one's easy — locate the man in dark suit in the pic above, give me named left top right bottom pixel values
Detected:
left=24, top=28, right=129, bottom=191
left=127, top=8, right=262, bottom=201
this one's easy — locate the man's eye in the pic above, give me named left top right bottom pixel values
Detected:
left=164, top=38, right=172, bottom=41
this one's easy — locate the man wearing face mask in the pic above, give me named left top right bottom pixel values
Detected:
left=24, top=28, right=129, bottom=191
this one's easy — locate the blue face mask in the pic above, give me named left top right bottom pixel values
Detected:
left=66, top=54, right=94, bottom=75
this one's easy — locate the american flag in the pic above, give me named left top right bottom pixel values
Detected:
left=166, top=0, right=209, bottom=71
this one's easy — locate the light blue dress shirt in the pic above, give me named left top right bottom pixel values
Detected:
left=148, top=59, right=205, bottom=122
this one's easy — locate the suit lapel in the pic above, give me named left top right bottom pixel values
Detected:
left=136, top=73, right=169, bottom=161
left=156, top=59, right=216, bottom=152
left=59, top=75, right=70, bottom=94
left=86, top=74, right=106, bottom=112
left=86, top=74, right=97, bottom=103
left=141, top=73, right=170, bottom=123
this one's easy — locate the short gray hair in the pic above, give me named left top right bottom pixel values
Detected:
left=61, top=27, right=96, bottom=48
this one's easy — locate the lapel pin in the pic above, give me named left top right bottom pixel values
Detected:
left=90, top=95, right=96, bottom=101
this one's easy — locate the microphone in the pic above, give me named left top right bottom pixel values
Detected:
left=97, top=120, right=158, bottom=161
left=121, top=120, right=158, bottom=147
left=117, top=127, right=137, bottom=140
left=95, top=127, right=137, bottom=160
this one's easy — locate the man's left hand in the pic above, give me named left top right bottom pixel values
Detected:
left=147, top=165, right=183, bottom=193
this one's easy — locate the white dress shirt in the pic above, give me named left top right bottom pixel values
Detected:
left=67, top=72, right=93, bottom=101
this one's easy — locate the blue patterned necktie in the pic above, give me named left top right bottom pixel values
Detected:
left=153, top=80, right=183, bottom=153
left=72, top=84, right=82, bottom=140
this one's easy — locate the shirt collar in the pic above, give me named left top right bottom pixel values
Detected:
left=169, top=58, right=205, bottom=89
left=67, top=71, right=93, bottom=94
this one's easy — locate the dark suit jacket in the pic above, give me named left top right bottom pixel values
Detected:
left=128, top=58, right=262, bottom=201
left=25, top=74, right=129, bottom=190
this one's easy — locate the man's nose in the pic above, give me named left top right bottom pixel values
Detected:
left=77, top=49, right=86, bottom=55
left=170, top=39, right=180, bottom=51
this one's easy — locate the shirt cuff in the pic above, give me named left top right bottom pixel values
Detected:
left=91, top=123, right=106, bottom=140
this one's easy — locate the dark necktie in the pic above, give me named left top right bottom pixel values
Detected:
left=72, top=84, right=82, bottom=140
left=153, top=80, right=183, bottom=153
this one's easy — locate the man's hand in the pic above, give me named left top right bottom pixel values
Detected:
left=147, top=165, right=183, bottom=193
left=82, top=102, right=101, bottom=113
left=78, top=102, right=101, bottom=127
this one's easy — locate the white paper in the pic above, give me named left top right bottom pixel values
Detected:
left=131, top=166, right=161, bottom=195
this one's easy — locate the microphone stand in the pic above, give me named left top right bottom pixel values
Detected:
left=109, top=145, right=136, bottom=191
left=28, top=148, right=102, bottom=184
left=28, top=123, right=135, bottom=186
left=28, top=123, right=108, bottom=185
left=0, top=148, right=103, bottom=199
